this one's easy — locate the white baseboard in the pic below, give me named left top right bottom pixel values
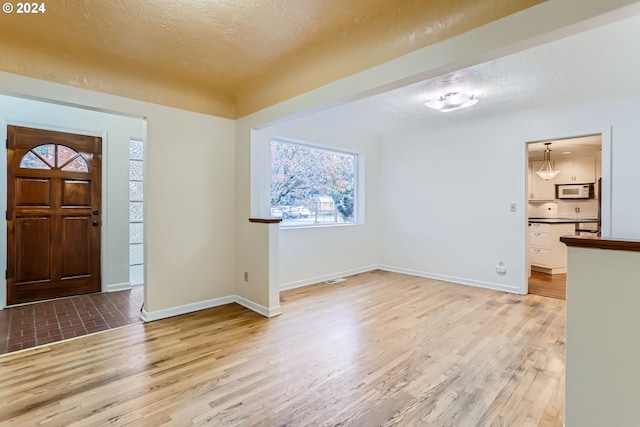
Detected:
left=140, top=294, right=281, bottom=322
left=279, top=264, right=521, bottom=295
left=377, top=265, right=522, bottom=294
left=235, top=295, right=282, bottom=318
left=141, top=295, right=235, bottom=322
left=133, top=264, right=523, bottom=323
left=104, top=282, right=132, bottom=292
left=279, top=265, right=378, bottom=291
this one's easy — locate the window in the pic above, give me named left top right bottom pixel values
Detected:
left=20, top=144, right=89, bottom=172
left=271, top=139, right=356, bottom=226
left=129, top=139, right=144, bottom=286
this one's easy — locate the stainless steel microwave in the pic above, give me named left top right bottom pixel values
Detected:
left=557, top=183, right=595, bottom=199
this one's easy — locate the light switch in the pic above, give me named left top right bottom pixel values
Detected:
left=510, top=203, right=517, bottom=212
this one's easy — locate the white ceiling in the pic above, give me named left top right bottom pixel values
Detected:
left=291, top=13, right=640, bottom=141
left=528, top=135, right=602, bottom=161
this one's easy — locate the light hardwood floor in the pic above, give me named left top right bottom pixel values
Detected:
left=529, top=271, right=567, bottom=300
left=0, top=271, right=565, bottom=426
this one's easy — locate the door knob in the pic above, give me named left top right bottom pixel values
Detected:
left=92, top=220, right=100, bottom=227
left=92, top=210, right=99, bottom=215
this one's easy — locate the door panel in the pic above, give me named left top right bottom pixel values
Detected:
left=61, top=216, right=91, bottom=278
left=16, top=178, right=51, bottom=206
left=15, top=217, right=51, bottom=282
left=61, top=180, right=91, bottom=206
left=7, top=125, right=102, bottom=305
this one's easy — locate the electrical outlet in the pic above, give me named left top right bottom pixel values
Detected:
left=243, top=271, right=249, bottom=282
left=496, top=262, right=507, bottom=274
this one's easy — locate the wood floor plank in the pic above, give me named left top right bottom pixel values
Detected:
left=0, top=271, right=565, bottom=426
left=529, top=271, right=566, bottom=299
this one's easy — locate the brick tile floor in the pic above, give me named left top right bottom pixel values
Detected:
left=0, top=285, right=143, bottom=355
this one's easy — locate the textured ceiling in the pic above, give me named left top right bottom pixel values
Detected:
left=293, top=12, right=640, bottom=140
left=2, top=0, right=401, bottom=90
left=0, top=0, right=543, bottom=117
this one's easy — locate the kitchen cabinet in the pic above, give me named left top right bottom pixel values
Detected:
left=528, top=160, right=556, bottom=200
left=553, top=155, right=595, bottom=184
left=529, top=222, right=575, bottom=274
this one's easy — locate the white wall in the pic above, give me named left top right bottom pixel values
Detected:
left=0, top=72, right=236, bottom=318
left=0, top=93, right=144, bottom=307
left=377, top=96, right=640, bottom=294
left=143, top=104, right=236, bottom=319
left=261, top=120, right=380, bottom=290
left=378, top=115, right=527, bottom=293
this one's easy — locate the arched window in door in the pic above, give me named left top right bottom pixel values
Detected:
left=19, top=144, right=89, bottom=172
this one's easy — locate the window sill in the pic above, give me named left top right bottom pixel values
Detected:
left=279, top=222, right=362, bottom=230
left=249, top=218, right=283, bottom=224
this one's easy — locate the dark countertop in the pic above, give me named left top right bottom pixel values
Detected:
left=561, top=235, right=640, bottom=252
left=528, top=217, right=600, bottom=224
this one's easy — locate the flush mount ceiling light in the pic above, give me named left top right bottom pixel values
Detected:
left=424, top=92, right=478, bottom=112
left=536, top=142, right=560, bottom=180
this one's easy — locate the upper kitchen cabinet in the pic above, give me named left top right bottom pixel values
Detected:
left=553, top=156, right=596, bottom=184
left=529, top=160, right=556, bottom=200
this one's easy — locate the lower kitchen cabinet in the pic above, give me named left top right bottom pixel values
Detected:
left=530, top=222, right=576, bottom=274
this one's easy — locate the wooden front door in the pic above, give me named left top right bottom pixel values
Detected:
left=7, top=126, right=102, bottom=305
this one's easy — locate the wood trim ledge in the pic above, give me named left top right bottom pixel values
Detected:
left=248, top=218, right=282, bottom=224
left=560, top=235, right=640, bottom=252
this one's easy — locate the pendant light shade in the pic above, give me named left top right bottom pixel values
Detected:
left=536, top=142, right=560, bottom=180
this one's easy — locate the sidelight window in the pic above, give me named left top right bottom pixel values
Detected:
left=129, top=139, right=144, bottom=286
left=19, top=144, right=89, bottom=172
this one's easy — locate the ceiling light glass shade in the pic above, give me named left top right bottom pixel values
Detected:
left=536, top=168, right=559, bottom=180
left=424, top=92, right=478, bottom=112
left=536, top=143, right=560, bottom=180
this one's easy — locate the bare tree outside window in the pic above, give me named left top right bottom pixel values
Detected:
left=271, top=139, right=356, bottom=226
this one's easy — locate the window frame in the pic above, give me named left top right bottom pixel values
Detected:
left=270, top=137, right=361, bottom=229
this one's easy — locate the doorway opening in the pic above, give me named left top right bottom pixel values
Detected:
left=0, top=92, right=147, bottom=352
left=1, top=126, right=145, bottom=354
left=526, top=134, right=602, bottom=299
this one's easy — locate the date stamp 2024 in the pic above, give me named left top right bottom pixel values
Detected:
left=3, top=2, right=47, bottom=14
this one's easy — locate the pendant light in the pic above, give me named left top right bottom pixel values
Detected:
left=536, top=142, right=560, bottom=180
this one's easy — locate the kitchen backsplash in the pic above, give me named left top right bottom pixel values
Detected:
left=528, top=199, right=598, bottom=218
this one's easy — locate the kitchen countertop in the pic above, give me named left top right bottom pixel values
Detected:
left=528, top=217, right=600, bottom=224
left=560, top=235, right=640, bottom=251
